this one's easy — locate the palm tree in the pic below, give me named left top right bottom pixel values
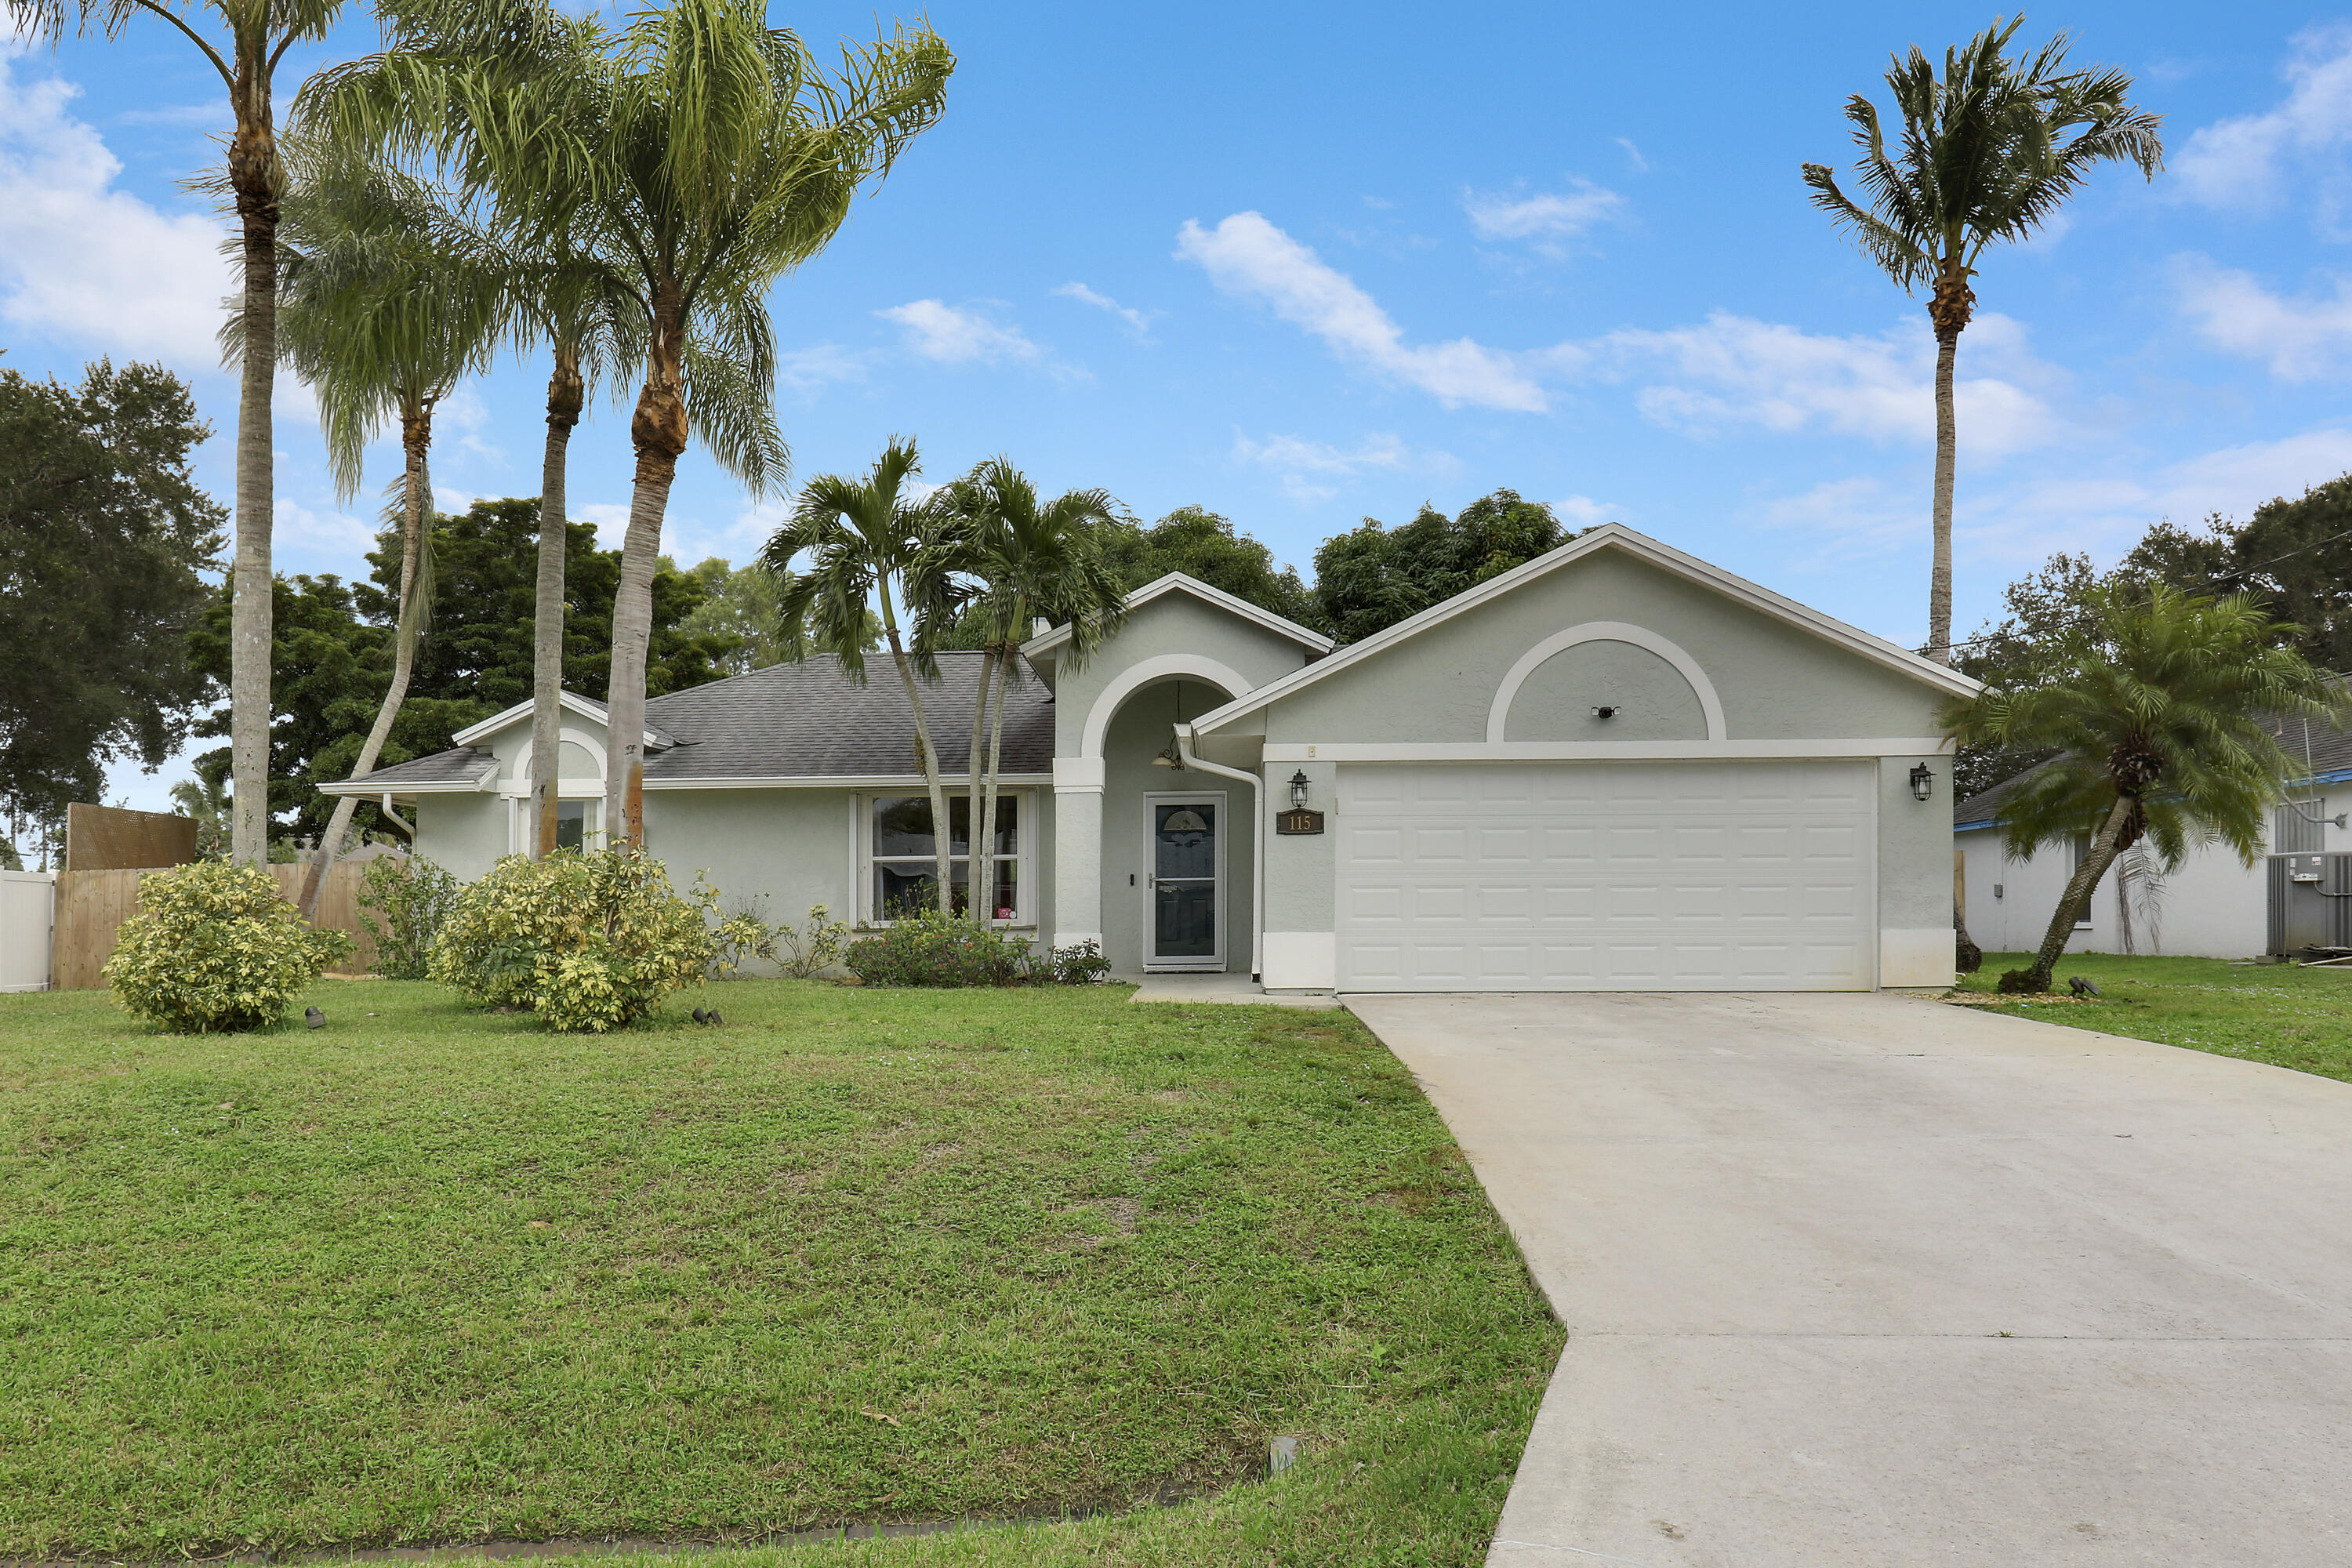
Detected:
left=8, top=0, right=352, bottom=865
left=931, top=459, right=1124, bottom=924
left=1944, top=584, right=2344, bottom=994
left=1802, top=18, right=2162, bottom=665
left=764, top=439, right=959, bottom=914
left=267, top=143, right=503, bottom=916
left=297, top=0, right=633, bottom=859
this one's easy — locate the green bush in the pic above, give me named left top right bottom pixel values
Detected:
left=848, top=907, right=1036, bottom=988
left=427, top=848, right=718, bottom=1030
left=355, top=853, right=459, bottom=978
left=104, top=862, right=354, bottom=1033
left=1046, top=938, right=1112, bottom=985
left=775, top=903, right=850, bottom=978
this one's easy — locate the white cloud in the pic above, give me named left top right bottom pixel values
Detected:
left=1552, top=493, right=1617, bottom=526
left=576, top=501, right=632, bottom=550
left=777, top=343, right=870, bottom=393
left=1612, top=137, right=1650, bottom=174
left=1592, top=310, right=2060, bottom=456
left=1174, top=211, right=1548, bottom=412
left=2174, top=25, right=2352, bottom=220
left=2172, top=254, right=2352, bottom=379
left=1462, top=177, right=1626, bottom=249
left=876, top=299, right=1040, bottom=365
left=1232, top=430, right=1456, bottom=503
left=1054, top=281, right=1155, bottom=337
left=0, top=57, right=230, bottom=367
left=274, top=498, right=379, bottom=556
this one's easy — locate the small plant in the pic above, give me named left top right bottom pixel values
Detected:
left=710, top=906, right=777, bottom=980
left=848, top=906, right=1034, bottom=988
left=104, top=862, right=354, bottom=1033
left=428, top=848, right=719, bottom=1030
left=356, top=853, right=460, bottom=978
left=1047, top=938, right=1112, bottom=985
left=775, top=903, right=851, bottom=978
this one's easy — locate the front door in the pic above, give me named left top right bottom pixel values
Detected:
left=1146, top=793, right=1225, bottom=971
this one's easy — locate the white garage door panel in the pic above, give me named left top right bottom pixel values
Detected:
left=1336, top=760, right=1875, bottom=991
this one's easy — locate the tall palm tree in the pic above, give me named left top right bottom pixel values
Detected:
left=298, top=0, right=634, bottom=858
left=1802, top=18, right=2162, bottom=664
left=8, top=0, right=352, bottom=864
left=931, top=459, right=1124, bottom=924
left=764, top=439, right=958, bottom=914
left=1945, top=584, right=2344, bottom=994
left=267, top=143, right=503, bottom=916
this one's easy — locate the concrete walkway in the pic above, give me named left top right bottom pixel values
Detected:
left=1346, top=990, right=2352, bottom=1567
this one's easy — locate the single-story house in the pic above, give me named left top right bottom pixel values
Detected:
left=1954, top=708, right=2352, bottom=960
left=330, top=524, right=1976, bottom=993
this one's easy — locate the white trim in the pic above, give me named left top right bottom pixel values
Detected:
left=1053, top=757, right=1106, bottom=794
left=1080, top=654, right=1254, bottom=759
left=1175, top=724, right=1264, bottom=977
left=1262, top=738, right=1955, bottom=763
left=1486, top=621, right=1727, bottom=742
left=1023, top=572, right=1332, bottom=658
left=513, top=727, right=608, bottom=782
left=452, top=690, right=670, bottom=750
left=318, top=768, right=495, bottom=797
left=645, top=773, right=1053, bottom=792
left=509, top=795, right=604, bottom=855
left=1261, top=931, right=1336, bottom=992
left=1192, top=524, right=1980, bottom=739
left=1142, top=789, right=1228, bottom=972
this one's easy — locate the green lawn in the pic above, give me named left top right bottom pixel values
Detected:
left=1955, top=952, right=2352, bottom=1083
left=0, top=979, right=1560, bottom=1566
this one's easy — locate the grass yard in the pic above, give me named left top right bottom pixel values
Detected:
left=1955, top=952, right=2352, bottom=1083
left=0, top=978, right=1560, bottom=1566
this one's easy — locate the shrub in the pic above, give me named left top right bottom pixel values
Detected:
left=710, top=907, right=776, bottom=980
left=1046, top=938, right=1112, bottom=985
left=356, top=853, right=460, bottom=978
left=775, top=904, right=851, bottom=978
left=428, top=848, right=718, bottom=1030
left=848, top=907, right=1036, bottom=988
left=104, top=862, right=354, bottom=1033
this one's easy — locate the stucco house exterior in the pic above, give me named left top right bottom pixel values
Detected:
left=330, top=524, right=1976, bottom=993
left=1954, top=711, right=2352, bottom=960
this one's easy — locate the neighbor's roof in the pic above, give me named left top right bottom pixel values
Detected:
left=1022, top=571, right=1333, bottom=659
left=1190, top=524, right=1980, bottom=736
left=1954, top=697, right=2352, bottom=831
left=326, top=652, right=1054, bottom=795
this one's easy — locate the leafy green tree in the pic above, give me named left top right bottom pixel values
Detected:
left=8, top=0, right=354, bottom=866
left=1101, top=506, right=1316, bottom=626
left=1803, top=18, right=2162, bottom=664
left=2151, top=483, right=2352, bottom=672
left=765, top=439, right=960, bottom=913
left=1312, top=488, right=1573, bottom=644
left=1945, top=584, right=2344, bottom=994
left=0, top=361, right=223, bottom=848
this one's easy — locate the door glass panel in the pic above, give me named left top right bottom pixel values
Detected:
left=1155, top=881, right=1216, bottom=957
left=1155, top=803, right=1216, bottom=880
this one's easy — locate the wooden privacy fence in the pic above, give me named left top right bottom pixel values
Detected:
left=51, top=862, right=379, bottom=990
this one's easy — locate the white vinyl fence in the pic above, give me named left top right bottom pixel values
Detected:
left=0, top=869, right=56, bottom=992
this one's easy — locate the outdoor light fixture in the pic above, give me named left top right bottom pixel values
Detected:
left=1288, top=770, right=1311, bottom=809
left=1591, top=705, right=1618, bottom=719
left=1909, top=764, right=1935, bottom=802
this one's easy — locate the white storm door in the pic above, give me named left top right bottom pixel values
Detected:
left=1335, top=760, right=1875, bottom=992
left=1144, top=792, right=1225, bottom=971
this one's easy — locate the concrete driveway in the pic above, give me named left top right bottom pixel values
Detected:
left=1346, top=990, right=2352, bottom=1567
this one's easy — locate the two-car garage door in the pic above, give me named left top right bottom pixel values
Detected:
left=1336, top=760, right=1875, bottom=991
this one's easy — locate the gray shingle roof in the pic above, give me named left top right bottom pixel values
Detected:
left=351, top=748, right=497, bottom=787
left=641, top=652, right=1053, bottom=780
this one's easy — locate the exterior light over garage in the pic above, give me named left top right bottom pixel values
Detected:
left=1910, top=764, right=1935, bottom=801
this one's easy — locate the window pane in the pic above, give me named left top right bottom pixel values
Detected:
left=877, top=862, right=942, bottom=918
left=980, top=794, right=1018, bottom=854
left=556, top=800, right=587, bottom=851
left=1156, top=801, right=1216, bottom=880
left=980, top=860, right=1018, bottom=921
left=873, top=796, right=974, bottom=857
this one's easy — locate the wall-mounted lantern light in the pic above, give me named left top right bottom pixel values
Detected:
left=1909, top=764, right=1935, bottom=802
left=1288, top=770, right=1311, bottom=809
left=1590, top=705, right=1618, bottom=719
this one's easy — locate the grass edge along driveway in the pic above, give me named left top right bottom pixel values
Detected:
left=0, top=978, right=1563, bottom=1567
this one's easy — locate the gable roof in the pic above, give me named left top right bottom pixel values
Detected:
left=1022, top=571, right=1333, bottom=658
left=328, top=652, right=1054, bottom=794
left=452, top=690, right=677, bottom=750
left=1190, top=523, right=1980, bottom=735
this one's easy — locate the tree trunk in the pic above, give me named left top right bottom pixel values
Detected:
left=875, top=586, right=951, bottom=916
left=964, top=644, right=995, bottom=921
left=1928, top=325, right=1958, bottom=666
left=977, top=642, right=1013, bottom=924
left=227, top=101, right=280, bottom=866
left=2002, top=793, right=2136, bottom=994
left=299, top=408, right=433, bottom=918
left=530, top=347, right=583, bottom=858
left=608, top=307, right=688, bottom=851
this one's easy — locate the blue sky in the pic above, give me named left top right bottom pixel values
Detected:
left=8, top=2, right=2352, bottom=807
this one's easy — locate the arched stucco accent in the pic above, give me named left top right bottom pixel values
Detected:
left=514, top=727, right=608, bottom=782
left=1486, top=621, right=1726, bottom=742
left=1081, top=654, right=1253, bottom=758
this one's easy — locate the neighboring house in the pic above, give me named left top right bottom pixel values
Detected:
left=329, top=524, right=1976, bottom=993
left=1953, top=710, right=2352, bottom=960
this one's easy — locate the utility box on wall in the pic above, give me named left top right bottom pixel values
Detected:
left=2268, top=853, right=2352, bottom=954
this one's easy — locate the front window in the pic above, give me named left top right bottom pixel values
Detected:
left=870, top=794, right=1020, bottom=920
left=556, top=800, right=590, bottom=851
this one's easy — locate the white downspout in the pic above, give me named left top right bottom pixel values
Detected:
left=1176, top=721, right=1263, bottom=980
left=380, top=793, right=417, bottom=840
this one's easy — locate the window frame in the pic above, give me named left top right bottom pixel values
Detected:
left=856, top=789, right=1031, bottom=927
